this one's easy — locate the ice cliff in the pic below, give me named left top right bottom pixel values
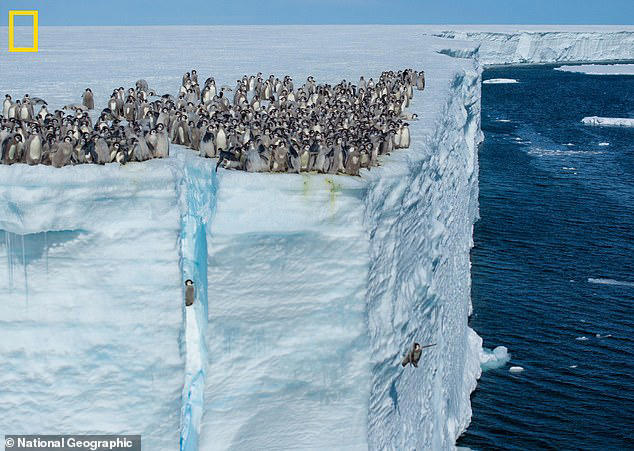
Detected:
left=7, top=24, right=633, bottom=450
left=433, top=26, right=634, bottom=65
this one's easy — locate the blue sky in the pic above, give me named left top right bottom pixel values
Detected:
left=2, top=0, right=634, bottom=26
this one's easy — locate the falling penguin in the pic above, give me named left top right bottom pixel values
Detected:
left=185, top=279, right=195, bottom=307
left=401, top=342, right=436, bottom=368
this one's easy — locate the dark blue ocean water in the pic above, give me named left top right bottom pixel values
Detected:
left=457, top=66, right=634, bottom=450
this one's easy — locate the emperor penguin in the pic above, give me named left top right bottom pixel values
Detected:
left=416, top=71, right=426, bottom=91
left=199, top=124, right=216, bottom=158
left=130, top=136, right=152, bottom=162
left=108, top=95, right=120, bottom=118
left=287, top=141, right=301, bottom=174
left=135, top=79, right=149, bottom=92
left=314, top=143, right=328, bottom=173
left=94, top=137, right=110, bottom=164
left=2, top=95, right=12, bottom=118
left=25, top=130, right=43, bottom=165
left=189, top=121, right=202, bottom=150
left=245, top=146, right=266, bottom=172
left=215, top=125, right=227, bottom=152
left=401, top=343, right=423, bottom=368
left=19, top=101, right=32, bottom=121
left=82, top=88, right=95, bottom=110
left=37, top=105, right=49, bottom=121
left=51, top=136, right=74, bottom=167
left=172, top=116, right=190, bottom=146
left=123, top=97, right=137, bottom=122
left=344, top=146, right=360, bottom=176
left=185, top=279, right=195, bottom=306
left=2, top=134, right=24, bottom=165
left=154, top=123, right=170, bottom=158
left=399, top=122, right=411, bottom=148
left=271, top=143, right=287, bottom=172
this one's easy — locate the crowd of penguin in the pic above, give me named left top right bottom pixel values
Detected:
left=1, top=69, right=425, bottom=175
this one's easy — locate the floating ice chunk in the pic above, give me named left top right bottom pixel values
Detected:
left=509, top=366, right=524, bottom=373
left=582, top=116, right=634, bottom=127
left=595, top=334, right=613, bottom=338
left=598, top=142, right=610, bottom=146
left=479, top=346, right=510, bottom=371
left=576, top=336, right=589, bottom=341
left=569, top=365, right=578, bottom=369
left=564, top=143, right=575, bottom=146
left=496, top=119, right=511, bottom=123
left=588, top=277, right=634, bottom=287
left=483, top=78, right=519, bottom=84
left=555, top=64, right=634, bottom=76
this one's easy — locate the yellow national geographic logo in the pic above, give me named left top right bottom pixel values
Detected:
left=8, top=10, right=39, bottom=52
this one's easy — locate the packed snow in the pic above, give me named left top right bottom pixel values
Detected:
left=483, top=78, right=518, bottom=84
left=555, top=64, right=634, bottom=75
left=582, top=116, right=634, bottom=127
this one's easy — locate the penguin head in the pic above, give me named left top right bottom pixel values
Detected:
left=414, top=343, right=421, bottom=350
left=185, top=279, right=193, bottom=286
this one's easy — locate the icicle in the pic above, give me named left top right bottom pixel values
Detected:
left=22, top=234, right=28, bottom=305
left=6, top=232, right=13, bottom=290
left=44, top=231, right=49, bottom=277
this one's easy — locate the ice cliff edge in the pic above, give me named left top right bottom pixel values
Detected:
left=0, top=29, right=484, bottom=450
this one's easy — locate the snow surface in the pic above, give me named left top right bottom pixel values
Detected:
left=555, top=64, right=634, bottom=75
left=3, top=24, right=634, bottom=450
left=582, top=116, right=634, bottom=127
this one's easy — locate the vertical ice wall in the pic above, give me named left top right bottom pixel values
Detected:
left=364, top=68, right=483, bottom=450
left=198, top=42, right=484, bottom=449
left=200, top=172, right=372, bottom=449
left=175, top=153, right=217, bottom=451
left=0, top=163, right=185, bottom=449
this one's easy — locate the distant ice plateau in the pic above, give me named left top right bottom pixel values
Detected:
left=433, top=26, right=634, bottom=65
